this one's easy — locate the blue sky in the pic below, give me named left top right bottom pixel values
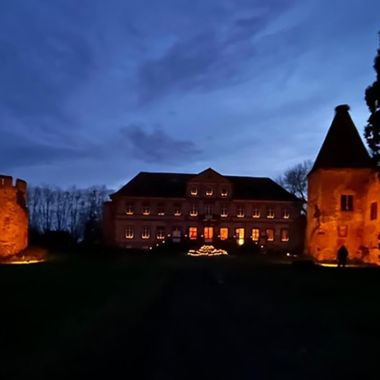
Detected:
left=0, top=0, right=379, bottom=188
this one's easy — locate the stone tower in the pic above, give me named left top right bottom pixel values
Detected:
left=306, top=105, right=374, bottom=262
left=0, top=175, right=28, bottom=258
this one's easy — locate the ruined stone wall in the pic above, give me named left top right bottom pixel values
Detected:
left=307, top=168, right=372, bottom=262
left=0, top=175, right=28, bottom=258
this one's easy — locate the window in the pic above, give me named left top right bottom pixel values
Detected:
left=206, top=187, right=213, bottom=196
left=220, top=227, right=228, bottom=240
left=205, top=204, right=213, bottom=215
left=125, top=203, right=134, bottom=215
left=142, top=226, right=150, bottom=239
left=157, top=204, right=165, bottom=216
left=281, top=229, right=289, bottom=242
left=204, top=227, right=213, bottom=241
left=266, top=208, right=275, bottom=219
left=251, top=228, right=260, bottom=241
left=172, top=227, right=181, bottom=242
left=252, top=208, right=261, bottom=218
left=282, top=209, right=290, bottom=219
left=237, top=206, right=245, bottom=218
left=371, top=202, right=378, bottom=220
left=190, top=204, right=198, bottom=216
left=190, top=187, right=198, bottom=196
left=221, top=206, right=228, bottom=217
left=266, top=229, right=274, bottom=241
left=156, top=227, right=165, bottom=240
left=341, top=195, right=353, bottom=211
left=125, top=226, right=134, bottom=239
left=174, top=204, right=182, bottom=216
left=235, top=228, right=245, bottom=245
left=221, top=188, right=228, bottom=197
left=189, top=227, right=198, bottom=240
left=142, top=205, right=150, bottom=215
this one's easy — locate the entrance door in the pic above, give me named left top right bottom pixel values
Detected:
left=204, top=227, right=214, bottom=243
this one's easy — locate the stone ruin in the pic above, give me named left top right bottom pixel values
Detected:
left=0, top=175, right=28, bottom=258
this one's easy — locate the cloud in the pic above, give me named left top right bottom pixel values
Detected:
left=120, top=124, right=201, bottom=164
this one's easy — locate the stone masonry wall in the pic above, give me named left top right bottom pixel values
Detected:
left=0, top=175, right=28, bottom=258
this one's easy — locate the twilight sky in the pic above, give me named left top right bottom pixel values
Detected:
left=0, top=0, right=379, bottom=189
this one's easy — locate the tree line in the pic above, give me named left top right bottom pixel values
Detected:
left=28, top=185, right=111, bottom=244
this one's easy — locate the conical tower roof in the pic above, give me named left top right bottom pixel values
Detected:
left=310, top=104, right=373, bottom=173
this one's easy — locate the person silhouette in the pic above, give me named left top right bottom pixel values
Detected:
left=337, top=245, right=348, bottom=268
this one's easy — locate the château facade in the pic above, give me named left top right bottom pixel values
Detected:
left=104, top=168, right=304, bottom=251
left=307, top=105, right=380, bottom=264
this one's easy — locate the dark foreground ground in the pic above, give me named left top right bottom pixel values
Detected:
left=1, top=254, right=380, bottom=379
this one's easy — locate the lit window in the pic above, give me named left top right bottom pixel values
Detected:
left=205, top=204, right=213, bottom=215
left=221, top=188, right=228, bottom=197
left=266, top=208, right=275, bottom=219
left=237, top=206, right=245, bottom=218
left=221, top=206, right=228, bottom=217
left=266, top=229, right=274, bottom=241
left=189, top=227, right=198, bottom=240
left=281, top=229, right=289, bottom=242
left=156, top=227, right=165, bottom=240
left=190, top=187, right=198, bottom=196
left=220, top=227, right=228, bottom=240
left=251, top=228, right=260, bottom=241
left=341, top=195, right=353, bottom=211
left=174, top=204, right=182, bottom=216
left=235, top=228, right=245, bottom=245
left=206, top=187, right=213, bottom=196
left=252, top=208, right=261, bottom=218
left=125, top=226, right=134, bottom=239
left=125, top=203, right=134, bottom=215
left=282, top=209, right=290, bottom=219
left=190, top=204, right=198, bottom=216
left=157, top=205, right=165, bottom=216
left=370, top=202, right=378, bottom=220
left=204, top=227, right=213, bottom=241
left=142, top=205, right=150, bottom=215
left=142, top=226, right=150, bottom=239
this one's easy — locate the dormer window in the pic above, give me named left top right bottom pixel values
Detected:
left=206, top=187, right=213, bottom=196
left=221, top=188, right=228, bottom=197
left=142, top=205, right=150, bottom=216
left=190, top=187, right=198, bottom=196
left=282, top=209, right=290, bottom=219
left=157, top=205, right=165, bottom=216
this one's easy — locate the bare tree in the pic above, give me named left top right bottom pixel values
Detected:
left=277, top=160, right=312, bottom=207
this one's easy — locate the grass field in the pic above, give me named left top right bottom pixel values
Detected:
left=1, top=253, right=379, bottom=379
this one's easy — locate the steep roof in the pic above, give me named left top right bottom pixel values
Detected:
left=310, top=104, right=373, bottom=173
left=112, top=171, right=299, bottom=202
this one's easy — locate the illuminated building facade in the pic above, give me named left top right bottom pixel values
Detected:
left=104, top=168, right=303, bottom=251
left=307, top=104, right=380, bottom=264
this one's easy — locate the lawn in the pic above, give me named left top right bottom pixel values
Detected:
left=1, top=253, right=380, bottom=379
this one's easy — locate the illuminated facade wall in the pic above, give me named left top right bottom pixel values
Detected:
left=0, top=175, right=28, bottom=258
left=104, top=169, right=304, bottom=252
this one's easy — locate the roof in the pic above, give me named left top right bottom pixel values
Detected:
left=310, top=104, right=373, bottom=173
left=112, top=171, right=299, bottom=202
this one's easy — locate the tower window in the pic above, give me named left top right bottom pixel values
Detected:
left=341, top=195, right=353, bottom=211
left=371, top=202, right=378, bottom=220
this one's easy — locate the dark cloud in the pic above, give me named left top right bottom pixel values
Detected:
left=120, top=124, right=201, bottom=164
left=0, top=130, right=92, bottom=170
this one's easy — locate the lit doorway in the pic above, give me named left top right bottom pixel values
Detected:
left=204, top=227, right=214, bottom=243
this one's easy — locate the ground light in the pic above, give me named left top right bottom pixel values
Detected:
left=187, top=245, right=228, bottom=256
